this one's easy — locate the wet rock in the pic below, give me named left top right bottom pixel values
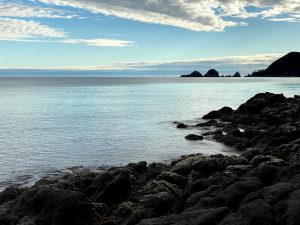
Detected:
left=203, top=107, right=233, bottom=119
left=128, top=161, right=147, bottom=174
left=196, top=119, right=218, bottom=127
left=177, top=123, right=188, bottom=129
left=101, top=171, right=132, bottom=205
left=158, top=172, right=187, bottom=189
left=185, top=134, right=203, bottom=141
left=4, top=187, right=98, bottom=225
left=0, top=186, right=23, bottom=205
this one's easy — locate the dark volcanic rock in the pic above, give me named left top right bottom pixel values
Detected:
left=101, top=171, right=132, bottom=205
left=232, top=72, right=241, bottom=77
left=185, top=134, right=204, bottom=141
left=196, top=119, right=218, bottom=127
left=201, top=92, right=300, bottom=160
left=2, top=92, right=300, bottom=225
left=250, top=52, right=300, bottom=77
left=2, top=187, right=98, bottom=225
left=137, top=207, right=230, bottom=225
left=177, top=123, right=188, bottom=129
left=0, top=186, right=24, bottom=205
left=205, top=69, right=219, bottom=77
left=203, top=107, right=233, bottom=119
left=181, top=71, right=203, bottom=77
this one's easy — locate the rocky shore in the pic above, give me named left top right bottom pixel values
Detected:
left=1, top=92, right=300, bottom=225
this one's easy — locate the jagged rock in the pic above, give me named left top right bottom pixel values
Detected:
left=203, top=107, right=233, bottom=119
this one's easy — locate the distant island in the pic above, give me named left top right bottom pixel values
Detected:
left=249, top=52, right=300, bottom=77
left=181, top=69, right=241, bottom=78
left=181, top=52, right=300, bottom=78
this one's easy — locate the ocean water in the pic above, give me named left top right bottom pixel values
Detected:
left=0, top=77, right=300, bottom=190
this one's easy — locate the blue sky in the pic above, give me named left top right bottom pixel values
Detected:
left=0, top=0, right=300, bottom=75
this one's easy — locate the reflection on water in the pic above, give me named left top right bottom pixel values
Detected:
left=0, top=77, right=300, bottom=190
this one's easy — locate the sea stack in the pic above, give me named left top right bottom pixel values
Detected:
left=204, top=69, right=219, bottom=77
left=181, top=71, right=203, bottom=77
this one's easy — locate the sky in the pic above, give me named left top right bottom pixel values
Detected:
left=0, top=0, right=300, bottom=75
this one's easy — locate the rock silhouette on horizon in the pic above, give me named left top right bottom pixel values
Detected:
left=181, top=71, right=203, bottom=77
left=250, top=52, right=300, bottom=77
left=204, top=69, right=219, bottom=77
left=180, top=70, right=242, bottom=78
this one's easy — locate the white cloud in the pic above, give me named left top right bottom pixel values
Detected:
left=37, top=0, right=240, bottom=31
left=60, top=39, right=134, bottom=47
left=0, top=53, right=283, bottom=75
left=0, top=17, right=66, bottom=39
left=0, top=1, right=76, bottom=19
left=0, top=37, right=135, bottom=47
left=43, top=53, right=282, bottom=75
left=36, top=0, right=300, bottom=32
left=0, top=2, right=134, bottom=47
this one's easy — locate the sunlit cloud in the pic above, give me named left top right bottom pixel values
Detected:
left=0, top=37, right=134, bottom=47
left=0, top=1, right=77, bottom=19
left=37, top=0, right=300, bottom=32
left=0, top=18, right=66, bottom=39
left=11, top=53, right=280, bottom=75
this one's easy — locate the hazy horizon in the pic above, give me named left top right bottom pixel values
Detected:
left=0, top=1, right=299, bottom=73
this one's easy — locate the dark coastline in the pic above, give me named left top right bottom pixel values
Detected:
left=1, top=92, right=300, bottom=225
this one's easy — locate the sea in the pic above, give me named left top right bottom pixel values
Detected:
left=0, top=76, right=300, bottom=190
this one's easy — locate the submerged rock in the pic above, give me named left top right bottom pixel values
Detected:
left=185, top=134, right=204, bottom=141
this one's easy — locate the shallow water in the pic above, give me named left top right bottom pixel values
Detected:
left=0, top=77, right=300, bottom=190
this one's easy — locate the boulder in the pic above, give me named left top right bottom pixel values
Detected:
left=177, top=123, right=188, bottom=129
left=185, top=134, right=203, bottom=141
left=101, top=171, right=132, bottom=205
left=4, top=187, right=98, bottom=225
left=128, top=161, right=147, bottom=174
left=171, top=155, right=221, bottom=176
left=158, top=172, right=187, bottom=189
left=0, top=186, right=23, bottom=205
left=137, top=207, right=230, bottom=225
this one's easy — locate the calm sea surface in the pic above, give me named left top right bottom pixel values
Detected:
left=0, top=77, right=300, bottom=190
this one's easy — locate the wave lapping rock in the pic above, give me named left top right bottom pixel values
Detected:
left=1, top=92, right=300, bottom=225
left=2, top=152, right=300, bottom=225
left=202, top=92, right=300, bottom=162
